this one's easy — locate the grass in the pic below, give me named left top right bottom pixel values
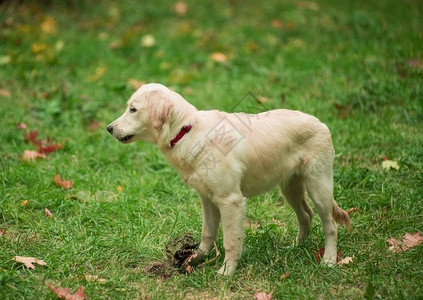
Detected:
left=0, top=0, right=422, bottom=298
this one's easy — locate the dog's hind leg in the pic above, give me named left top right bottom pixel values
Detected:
left=280, top=175, right=314, bottom=244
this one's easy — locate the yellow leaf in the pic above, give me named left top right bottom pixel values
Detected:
left=382, top=160, right=400, bottom=171
left=211, top=52, right=227, bottom=62
left=0, top=55, right=11, bottom=65
left=31, top=43, right=48, bottom=54
left=21, top=200, right=29, bottom=206
left=116, top=185, right=123, bottom=192
left=140, top=34, right=155, bottom=47
left=41, top=16, right=56, bottom=34
left=128, top=79, right=145, bottom=90
left=87, top=66, right=107, bottom=82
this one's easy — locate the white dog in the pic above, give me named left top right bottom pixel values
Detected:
left=107, top=83, right=350, bottom=275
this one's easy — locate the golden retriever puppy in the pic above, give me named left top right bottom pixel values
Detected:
left=107, top=83, right=350, bottom=275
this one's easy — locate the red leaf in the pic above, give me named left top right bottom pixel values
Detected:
left=87, top=121, right=101, bottom=132
left=54, top=174, right=73, bottom=189
left=24, top=131, right=41, bottom=146
left=40, top=144, right=62, bottom=154
left=45, top=281, right=85, bottom=300
left=313, top=248, right=343, bottom=264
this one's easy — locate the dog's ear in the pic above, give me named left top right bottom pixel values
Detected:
left=147, top=90, right=174, bottom=130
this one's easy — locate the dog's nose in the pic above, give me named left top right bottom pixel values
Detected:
left=107, top=125, right=113, bottom=134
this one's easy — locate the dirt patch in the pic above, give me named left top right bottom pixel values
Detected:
left=165, top=232, right=198, bottom=273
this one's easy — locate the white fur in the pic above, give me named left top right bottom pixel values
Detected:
left=107, top=83, right=350, bottom=275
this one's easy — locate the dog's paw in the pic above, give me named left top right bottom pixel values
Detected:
left=217, top=262, right=237, bottom=276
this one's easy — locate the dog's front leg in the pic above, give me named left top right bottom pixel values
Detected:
left=216, top=193, right=246, bottom=275
left=191, top=195, right=221, bottom=266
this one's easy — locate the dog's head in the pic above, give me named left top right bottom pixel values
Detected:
left=107, top=83, right=174, bottom=144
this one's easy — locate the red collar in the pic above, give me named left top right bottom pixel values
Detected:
left=170, top=124, right=192, bottom=147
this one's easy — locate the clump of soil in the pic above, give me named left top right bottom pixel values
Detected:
left=165, top=232, right=198, bottom=272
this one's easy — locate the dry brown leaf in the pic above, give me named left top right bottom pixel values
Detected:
left=45, top=281, right=85, bottom=300
left=257, top=96, right=267, bottom=103
left=211, top=52, right=227, bottom=62
left=14, top=256, right=47, bottom=269
left=255, top=291, right=273, bottom=300
left=174, top=2, right=187, bottom=15
left=41, top=16, right=57, bottom=34
left=338, top=256, right=353, bottom=266
left=54, top=174, right=73, bottom=189
left=23, top=149, right=46, bottom=161
left=0, top=89, right=12, bottom=97
left=280, top=272, right=290, bottom=281
left=128, top=78, right=145, bottom=90
left=45, top=208, right=53, bottom=218
left=21, top=200, right=29, bottom=206
left=388, top=232, right=423, bottom=252
left=85, top=275, right=107, bottom=283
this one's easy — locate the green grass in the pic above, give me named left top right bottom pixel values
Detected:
left=1, top=0, right=422, bottom=298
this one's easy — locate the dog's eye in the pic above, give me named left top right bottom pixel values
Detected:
left=129, top=106, right=137, bottom=113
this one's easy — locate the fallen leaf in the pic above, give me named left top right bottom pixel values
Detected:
left=347, top=207, right=361, bottom=215
left=174, top=2, right=187, bottom=15
left=338, top=256, right=353, bottom=266
left=388, top=231, right=423, bottom=253
left=87, top=66, right=107, bottom=82
left=140, top=34, right=155, bottom=47
left=84, top=275, right=107, bottom=283
left=313, top=248, right=343, bottom=264
left=21, top=200, right=29, bottom=206
left=382, top=160, right=400, bottom=171
left=45, top=208, right=53, bottom=218
left=45, top=281, right=85, bottom=300
left=0, top=89, right=12, bottom=97
left=22, top=150, right=46, bottom=161
left=40, top=144, right=62, bottom=154
left=0, top=229, right=6, bottom=236
left=257, top=96, right=267, bottom=103
left=31, top=43, right=48, bottom=54
left=16, top=122, right=28, bottom=129
left=116, top=185, right=123, bottom=192
left=128, top=78, right=145, bottom=90
left=255, top=291, right=273, bottom=300
left=298, top=1, right=320, bottom=10
left=280, top=272, right=290, bottom=281
left=14, top=256, right=47, bottom=269
left=54, top=174, right=73, bottom=189
left=211, top=52, right=227, bottom=62
left=24, top=131, right=41, bottom=145
left=41, top=16, right=57, bottom=34
left=271, top=20, right=284, bottom=28
left=0, top=55, right=11, bottom=66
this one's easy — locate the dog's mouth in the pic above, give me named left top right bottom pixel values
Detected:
left=118, top=135, right=134, bottom=143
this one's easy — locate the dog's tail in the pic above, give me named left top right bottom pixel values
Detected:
left=332, top=199, right=350, bottom=230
